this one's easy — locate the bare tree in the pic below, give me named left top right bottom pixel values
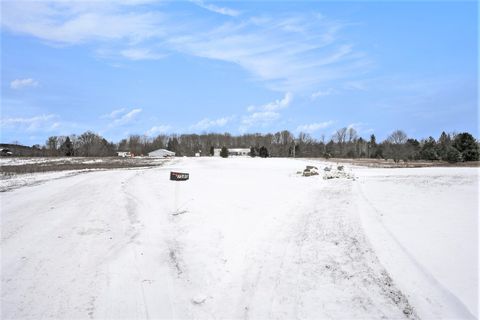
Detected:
left=385, top=130, right=408, bottom=162
left=347, top=127, right=358, bottom=143
left=387, top=130, right=408, bottom=144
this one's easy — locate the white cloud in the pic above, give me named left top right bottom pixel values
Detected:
left=101, top=108, right=126, bottom=119
left=241, top=93, right=293, bottom=131
left=146, top=125, right=171, bottom=136
left=242, top=111, right=280, bottom=128
left=103, top=108, right=142, bottom=127
left=1, top=2, right=370, bottom=92
left=167, top=17, right=369, bottom=92
left=311, top=88, right=335, bottom=100
left=113, top=108, right=142, bottom=125
left=346, top=122, right=374, bottom=135
left=0, top=114, right=57, bottom=131
left=296, top=121, right=334, bottom=133
left=344, top=81, right=367, bottom=91
left=1, top=2, right=164, bottom=45
left=191, top=0, right=240, bottom=17
left=248, top=92, right=293, bottom=112
left=120, top=48, right=166, bottom=60
left=10, top=78, right=39, bottom=89
left=190, top=116, right=232, bottom=131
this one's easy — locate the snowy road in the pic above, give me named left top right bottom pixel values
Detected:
left=1, top=158, right=477, bottom=319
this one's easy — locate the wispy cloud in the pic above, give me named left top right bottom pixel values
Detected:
left=296, top=120, right=334, bottom=133
left=1, top=114, right=57, bottom=131
left=190, top=116, right=233, bottom=131
left=241, top=93, right=292, bottom=131
left=241, top=111, right=280, bottom=131
left=191, top=0, right=240, bottom=17
left=146, top=125, right=171, bottom=136
left=346, top=122, right=374, bottom=135
left=10, top=78, right=39, bottom=89
left=1, top=2, right=370, bottom=92
left=113, top=108, right=142, bottom=126
left=247, top=92, right=293, bottom=112
left=1, top=2, right=164, bottom=45
left=311, top=88, right=335, bottom=100
left=120, top=48, right=166, bottom=60
left=167, top=16, right=369, bottom=92
left=101, top=108, right=126, bottom=119
left=102, top=108, right=142, bottom=127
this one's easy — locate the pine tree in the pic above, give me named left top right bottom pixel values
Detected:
left=220, top=146, right=229, bottom=158
left=209, top=146, right=214, bottom=156
left=368, top=134, right=377, bottom=158
left=436, top=131, right=451, bottom=160
left=250, top=146, right=256, bottom=157
left=444, top=146, right=462, bottom=163
left=60, top=137, right=74, bottom=156
left=453, top=132, right=479, bottom=161
left=258, top=146, right=269, bottom=158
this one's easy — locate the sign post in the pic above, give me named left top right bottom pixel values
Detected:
left=170, top=172, right=189, bottom=181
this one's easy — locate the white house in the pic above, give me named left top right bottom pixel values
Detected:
left=148, top=149, right=175, bottom=157
left=117, top=151, right=131, bottom=157
left=214, top=148, right=250, bottom=157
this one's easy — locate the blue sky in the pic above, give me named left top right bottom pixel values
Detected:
left=1, top=0, right=478, bottom=145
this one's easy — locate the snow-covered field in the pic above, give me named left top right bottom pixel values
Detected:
left=1, top=157, right=478, bottom=319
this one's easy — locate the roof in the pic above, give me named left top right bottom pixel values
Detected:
left=148, top=149, right=175, bottom=157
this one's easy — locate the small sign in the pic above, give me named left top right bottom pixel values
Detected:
left=170, top=171, right=189, bottom=181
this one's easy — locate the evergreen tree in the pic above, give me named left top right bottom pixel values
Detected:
left=436, top=131, right=451, bottom=160
left=368, top=134, right=377, bottom=158
left=220, top=146, right=229, bottom=158
left=250, top=146, right=256, bottom=157
left=209, top=146, right=215, bottom=156
left=167, top=137, right=180, bottom=155
left=258, top=146, right=269, bottom=158
left=420, top=137, right=438, bottom=160
left=405, top=139, right=420, bottom=160
left=453, top=132, right=479, bottom=161
left=444, top=146, right=462, bottom=163
left=60, top=137, right=74, bottom=156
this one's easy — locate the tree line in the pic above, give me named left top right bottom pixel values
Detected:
left=12, top=128, right=480, bottom=162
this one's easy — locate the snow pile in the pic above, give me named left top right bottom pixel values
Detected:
left=323, top=165, right=356, bottom=180
left=297, top=165, right=319, bottom=176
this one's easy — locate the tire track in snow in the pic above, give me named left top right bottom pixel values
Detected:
left=355, top=181, right=477, bottom=319
left=236, top=178, right=418, bottom=319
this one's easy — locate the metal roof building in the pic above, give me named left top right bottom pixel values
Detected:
left=148, top=149, right=176, bottom=157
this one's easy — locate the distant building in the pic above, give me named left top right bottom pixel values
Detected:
left=213, top=148, right=250, bottom=157
left=117, top=151, right=131, bottom=157
left=148, top=149, right=175, bottom=157
left=0, top=148, right=13, bottom=156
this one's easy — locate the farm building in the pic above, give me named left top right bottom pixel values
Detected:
left=116, top=151, right=132, bottom=157
left=214, top=148, right=250, bottom=157
left=148, top=149, right=175, bottom=157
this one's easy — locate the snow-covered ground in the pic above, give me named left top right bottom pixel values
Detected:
left=354, top=166, right=478, bottom=319
left=1, top=157, right=478, bottom=319
left=0, top=170, right=89, bottom=192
